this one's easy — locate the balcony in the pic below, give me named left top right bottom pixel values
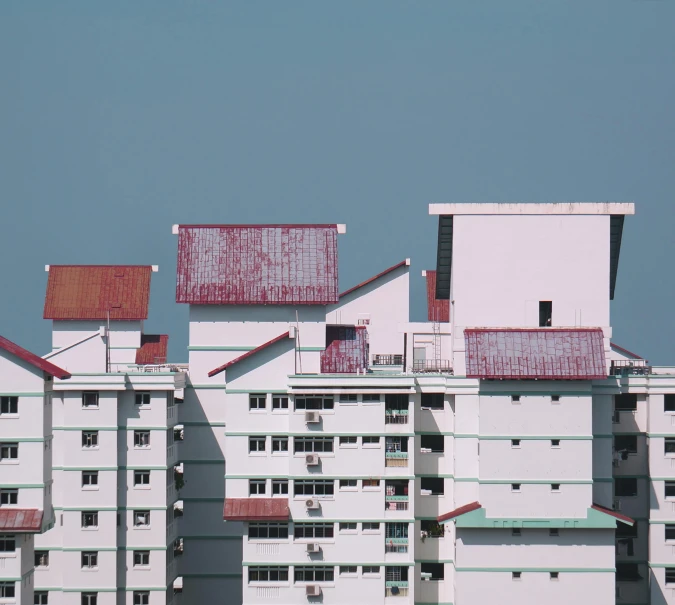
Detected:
left=413, top=360, right=452, bottom=374
left=373, top=354, right=404, bottom=366
left=386, top=452, right=409, bottom=468
left=385, top=496, right=409, bottom=511
left=385, top=581, right=409, bottom=597
left=610, top=360, right=652, bottom=376
left=385, top=537, right=409, bottom=554
left=385, top=410, right=409, bottom=425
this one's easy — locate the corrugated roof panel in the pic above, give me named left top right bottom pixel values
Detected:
left=44, top=266, right=152, bottom=320
left=176, top=225, right=339, bottom=305
left=0, top=335, right=71, bottom=379
left=425, top=270, right=450, bottom=322
left=464, top=328, right=607, bottom=380
left=223, top=498, right=290, bottom=521
left=0, top=509, right=43, bottom=532
left=135, top=334, right=169, bottom=365
left=320, top=326, right=369, bottom=374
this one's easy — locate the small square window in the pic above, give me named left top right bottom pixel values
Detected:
left=339, top=479, right=357, bottom=490
left=512, top=528, right=521, bottom=536
left=666, top=395, right=675, bottom=413
left=339, top=436, right=357, bottom=448
left=0, top=488, right=18, bottom=506
left=362, top=394, right=381, bottom=402
left=511, top=395, right=521, bottom=403
left=134, top=431, right=150, bottom=448
left=0, top=537, right=14, bottom=552
left=249, top=437, right=266, bottom=453
left=0, top=443, right=18, bottom=460
left=339, top=522, right=357, bottom=533
left=362, top=479, right=380, bottom=489
left=134, top=470, right=150, bottom=486
left=249, top=395, right=266, bottom=410
left=133, top=551, right=150, bottom=567
left=551, top=395, right=560, bottom=403
left=362, top=522, right=380, bottom=532
left=362, top=436, right=381, bottom=447
left=666, top=482, right=675, bottom=499
left=666, top=568, right=675, bottom=585
left=271, top=480, right=288, bottom=495
left=550, top=572, right=559, bottom=580
left=82, top=512, right=98, bottom=528
left=272, top=396, right=288, bottom=410
left=82, top=471, right=99, bottom=487
left=133, top=592, right=150, bottom=605
left=512, top=571, right=521, bottom=580
left=81, top=551, right=98, bottom=568
left=511, top=439, right=521, bottom=448
left=272, top=437, right=288, bottom=453
left=135, top=392, right=151, bottom=406
left=0, top=396, right=18, bottom=414
left=551, top=484, right=561, bottom=492
left=34, top=591, right=49, bottom=604
left=82, top=431, right=98, bottom=448
left=549, top=528, right=559, bottom=536
left=250, top=480, right=266, bottom=496
left=363, top=566, right=380, bottom=575
left=35, top=551, right=49, bottom=567
left=81, top=594, right=97, bottom=605
left=551, top=439, right=561, bottom=448
left=339, top=394, right=357, bottom=403
left=665, top=439, right=675, bottom=455
left=511, top=484, right=521, bottom=492
left=340, top=565, right=358, bottom=575
left=82, top=392, right=99, bottom=408
left=134, top=511, right=150, bottom=527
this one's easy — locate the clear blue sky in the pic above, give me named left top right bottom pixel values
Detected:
left=1, top=1, right=673, bottom=363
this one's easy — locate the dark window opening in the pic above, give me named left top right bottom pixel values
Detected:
left=420, top=477, right=444, bottom=496
left=421, top=562, right=444, bottom=581
left=539, top=301, right=552, bottom=327
left=615, top=478, right=638, bottom=497
left=421, top=393, right=443, bottom=410
left=666, top=568, right=675, bottom=585
left=420, top=520, right=445, bottom=538
left=616, top=563, right=642, bottom=582
left=666, top=482, right=675, bottom=499
left=665, top=439, right=675, bottom=455
left=614, top=435, right=638, bottom=455
left=420, top=434, right=444, bottom=453
left=617, top=522, right=638, bottom=538
left=666, top=395, right=675, bottom=412
left=615, top=394, right=637, bottom=411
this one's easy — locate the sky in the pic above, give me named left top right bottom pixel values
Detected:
left=0, top=1, right=674, bottom=364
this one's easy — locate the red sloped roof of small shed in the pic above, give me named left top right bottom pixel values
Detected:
left=464, top=328, right=607, bottom=380
left=425, top=270, right=449, bottom=322
left=0, top=335, right=70, bottom=379
left=176, top=225, right=339, bottom=305
left=223, top=498, right=290, bottom=521
left=209, top=331, right=291, bottom=377
left=44, top=265, right=152, bottom=320
left=320, top=325, right=369, bottom=373
left=0, top=509, right=43, bottom=532
left=135, top=334, right=169, bottom=365
left=437, top=501, right=482, bottom=523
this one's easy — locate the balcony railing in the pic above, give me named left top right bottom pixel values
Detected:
left=385, top=495, right=409, bottom=511
left=610, top=360, right=652, bottom=376
left=385, top=538, right=409, bottom=553
left=413, top=359, right=452, bottom=373
left=373, top=354, right=404, bottom=366
left=385, top=410, right=409, bottom=424
left=385, top=452, right=409, bottom=467
left=385, top=581, right=409, bottom=597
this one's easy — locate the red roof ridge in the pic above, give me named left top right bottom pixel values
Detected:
left=177, top=224, right=339, bottom=229
left=47, top=264, right=154, bottom=268
left=610, top=342, right=644, bottom=360
left=339, top=259, right=410, bottom=299
left=209, top=332, right=292, bottom=377
left=0, top=335, right=70, bottom=379
left=437, top=501, right=482, bottom=523
left=591, top=503, right=635, bottom=526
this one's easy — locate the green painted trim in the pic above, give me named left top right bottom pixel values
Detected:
left=478, top=479, right=593, bottom=485
left=186, top=385, right=228, bottom=390
left=415, top=559, right=455, bottom=564
left=53, top=465, right=168, bottom=471
left=0, top=483, right=45, bottom=488
left=455, top=434, right=480, bottom=439
left=451, top=507, right=624, bottom=529
left=54, top=506, right=168, bottom=511
left=649, top=563, right=675, bottom=568
left=224, top=431, right=415, bottom=437
left=594, top=478, right=613, bottom=482
left=183, top=459, right=224, bottom=465
left=479, top=435, right=592, bottom=441
left=0, top=437, right=44, bottom=442
left=648, top=520, right=675, bottom=524
left=188, top=345, right=256, bottom=351
left=299, top=347, right=326, bottom=352
left=183, top=421, right=227, bottom=427
left=182, top=497, right=225, bottom=502
left=182, top=535, right=243, bottom=540
left=242, top=561, right=415, bottom=567
left=223, top=475, right=411, bottom=480
left=456, top=567, right=614, bottom=573
left=0, top=392, right=44, bottom=397
left=53, top=426, right=118, bottom=431
left=182, top=573, right=243, bottom=578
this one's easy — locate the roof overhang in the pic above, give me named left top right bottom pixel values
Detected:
left=0, top=509, right=44, bottom=532
left=208, top=331, right=292, bottom=377
left=223, top=498, right=290, bottom=521
left=0, top=335, right=71, bottom=379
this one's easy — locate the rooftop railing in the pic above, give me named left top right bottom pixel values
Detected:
left=373, top=354, right=404, bottom=366
left=610, top=360, right=652, bottom=376
left=413, top=359, right=452, bottom=373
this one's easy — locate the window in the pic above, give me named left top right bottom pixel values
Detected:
left=250, top=395, right=266, bottom=410
left=339, top=394, right=357, bottom=403
left=511, top=484, right=521, bottom=492
left=539, top=300, right=552, bottom=326
left=512, top=572, right=521, bottom=580
left=0, top=537, right=15, bottom=552
left=666, top=482, right=675, bottom=499
left=420, top=434, right=444, bottom=453
left=550, top=572, right=559, bottom=580
left=615, top=435, right=638, bottom=454
left=551, top=439, right=561, bottom=448
left=82, top=512, right=98, bottom=528
left=249, top=523, right=289, bottom=539
left=294, top=395, right=334, bottom=411
left=134, top=511, right=150, bottom=527
left=0, top=442, right=18, bottom=460
left=248, top=566, right=289, bottom=582
left=340, top=566, right=357, bottom=575
left=551, top=395, right=560, bottom=403
left=35, top=592, right=49, bottom=604
left=362, top=436, right=381, bottom=447
left=665, top=525, right=675, bottom=541
left=615, top=394, right=637, bottom=411
left=0, top=489, right=18, bottom=506
left=511, top=395, right=521, bottom=403
left=272, top=437, right=288, bottom=453
left=250, top=480, right=266, bottom=496
left=134, top=431, right=150, bottom=448
left=616, top=478, right=638, bottom=497
left=420, top=477, right=444, bottom=495
left=294, top=437, right=333, bottom=453
left=272, top=480, right=288, bottom=495
left=549, top=528, right=559, bottom=537
left=363, top=566, right=380, bottom=575
left=511, top=439, right=521, bottom=448
left=294, top=523, right=334, bottom=539
left=81, top=551, right=98, bottom=569
left=339, top=522, right=357, bottom=533
left=0, top=583, right=15, bottom=598
left=135, top=392, right=151, bottom=406
left=133, top=592, right=150, bottom=605
left=82, top=392, right=99, bottom=408
left=551, top=484, right=561, bottom=492
left=421, top=393, right=443, bottom=410
left=616, top=563, right=642, bottom=582
left=294, top=566, right=335, bottom=582
left=362, top=394, right=381, bottom=403
left=339, top=479, right=357, bottom=490
left=249, top=437, right=266, bottom=453
left=82, top=471, right=98, bottom=487
left=421, top=562, right=444, bottom=581
left=512, top=528, right=521, bottom=537
left=666, top=568, right=675, bottom=585
left=339, top=436, right=357, bottom=448
left=294, top=480, right=334, bottom=497
left=35, top=551, right=49, bottom=567
left=665, top=439, right=675, bottom=455
left=82, top=431, right=98, bottom=448
left=0, top=396, right=18, bottom=414
left=617, top=522, right=638, bottom=539
left=362, top=479, right=380, bottom=489
left=666, top=395, right=675, bottom=412
left=272, top=396, right=288, bottom=410
left=362, top=522, right=380, bottom=533
left=81, top=593, right=97, bottom=605
left=133, top=551, right=150, bottom=567
left=134, top=470, right=150, bottom=486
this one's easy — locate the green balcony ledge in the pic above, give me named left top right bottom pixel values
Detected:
left=386, top=495, right=409, bottom=502
left=450, top=507, right=628, bottom=529
left=386, top=452, right=409, bottom=459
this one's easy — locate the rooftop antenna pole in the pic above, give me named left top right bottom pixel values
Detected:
left=295, top=310, right=302, bottom=375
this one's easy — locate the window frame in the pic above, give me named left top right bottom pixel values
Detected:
left=0, top=396, right=18, bottom=415
left=82, top=392, right=99, bottom=408
left=0, top=537, right=15, bottom=552
left=35, top=550, right=49, bottom=568
left=135, top=392, right=151, bottom=406
left=82, top=511, right=99, bottom=529
left=133, top=510, right=151, bottom=528
left=0, top=442, right=18, bottom=461
left=81, top=551, right=98, bottom=569
left=133, top=592, right=150, bottom=605
left=249, top=523, right=289, bottom=540
left=133, top=470, right=151, bottom=487
left=134, top=431, right=151, bottom=448
left=249, top=479, right=266, bottom=496
left=82, top=471, right=99, bottom=488
left=249, top=395, right=267, bottom=411
left=133, top=550, right=150, bottom=567
left=294, top=566, right=335, bottom=583
left=272, top=396, right=288, bottom=410
left=294, top=395, right=334, bottom=411
left=271, top=479, right=288, bottom=496
left=82, top=431, right=99, bottom=448
left=249, top=436, right=266, bottom=453
left=294, top=437, right=334, bottom=454
left=293, top=480, right=335, bottom=497
left=0, top=488, right=18, bottom=506
left=248, top=566, right=289, bottom=583
left=293, top=522, right=334, bottom=540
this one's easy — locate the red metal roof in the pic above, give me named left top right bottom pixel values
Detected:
left=0, top=509, right=43, bottom=532
left=437, top=501, right=482, bottom=523
left=176, top=225, right=339, bottom=305
left=339, top=260, right=408, bottom=299
left=591, top=503, right=635, bottom=526
left=610, top=342, right=644, bottom=360
left=0, top=335, right=71, bottom=379
left=464, top=328, right=607, bottom=380
left=320, top=325, right=369, bottom=373
left=44, top=265, right=152, bottom=320
left=209, top=332, right=291, bottom=377
left=223, top=498, right=290, bottom=521
left=135, top=334, right=169, bottom=365
left=425, top=270, right=450, bottom=322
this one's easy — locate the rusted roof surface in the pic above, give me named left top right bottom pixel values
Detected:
left=0, top=335, right=71, bottom=379
left=425, top=270, right=450, bottom=322
left=135, top=334, right=169, bottom=365
left=464, top=328, right=607, bottom=380
left=209, top=332, right=291, bottom=377
left=44, top=265, right=152, bottom=320
left=591, top=503, right=635, bottom=526
left=176, top=225, right=339, bottom=305
left=223, top=498, right=290, bottom=521
left=320, top=325, right=369, bottom=374
left=0, top=509, right=43, bottom=532
left=339, top=260, right=408, bottom=299
left=438, top=501, right=482, bottom=523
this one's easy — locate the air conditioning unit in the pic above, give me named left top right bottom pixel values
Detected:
left=306, top=543, right=321, bottom=553
left=613, top=498, right=622, bottom=511
left=306, top=585, right=321, bottom=597
left=305, top=411, right=320, bottom=423
left=305, top=454, right=320, bottom=466
left=305, top=499, right=321, bottom=510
